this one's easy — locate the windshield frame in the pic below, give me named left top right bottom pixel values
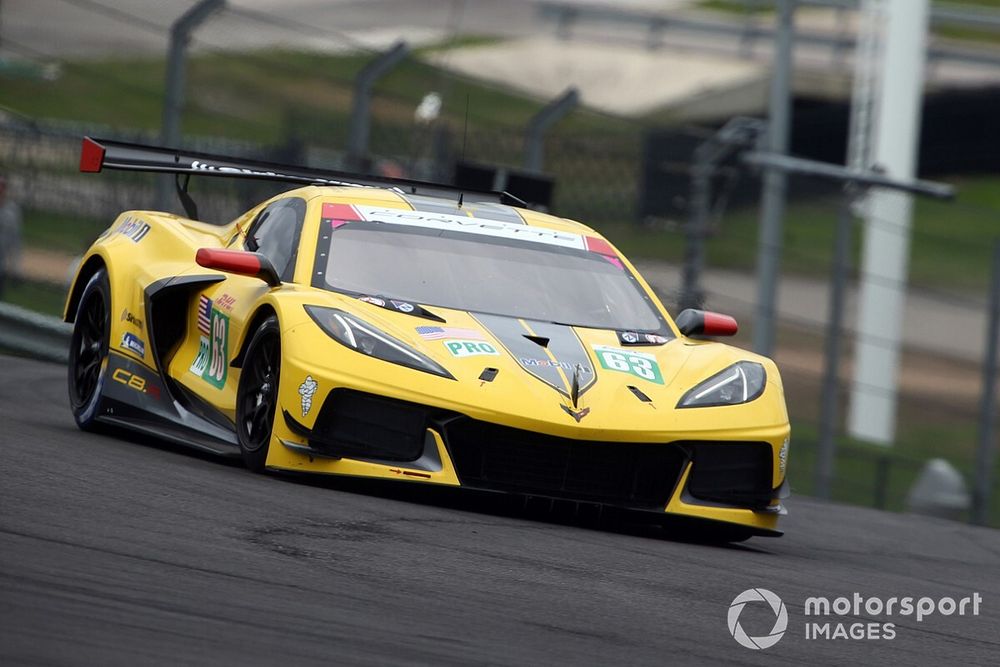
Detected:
left=311, top=218, right=673, bottom=337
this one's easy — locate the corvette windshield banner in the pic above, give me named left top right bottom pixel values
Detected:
left=345, top=204, right=588, bottom=250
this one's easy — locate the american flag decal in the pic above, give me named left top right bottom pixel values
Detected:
left=197, top=295, right=212, bottom=335
left=415, top=326, right=486, bottom=341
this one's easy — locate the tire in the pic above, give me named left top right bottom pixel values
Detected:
left=67, top=269, right=111, bottom=431
left=236, top=316, right=281, bottom=472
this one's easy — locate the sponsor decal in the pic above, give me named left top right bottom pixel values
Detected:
left=617, top=330, right=669, bottom=346
left=120, top=308, right=143, bottom=330
left=444, top=340, right=499, bottom=358
left=321, top=202, right=361, bottom=221
left=592, top=345, right=664, bottom=384
left=400, top=193, right=527, bottom=225
left=189, top=336, right=209, bottom=376
left=298, top=376, right=318, bottom=417
left=416, top=325, right=485, bottom=341
left=114, top=216, right=151, bottom=243
left=352, top=205, right=586, bottom=250
left=356, top=296, right=417, bottom=314
left=190, top=295, right=228, bottom=388
left=204, top=309, right=229, bottom=389
left=779, top=438, right=789, bottom=475
left=120, top=332, right=145, bottom=358
left=584, top=238, right=624, bottom=269
left=475, top=313, right=597, bottom=400
left=519, top=357, right=579, bottom=371
left=191, top=159, right=366, bottom=190
left=216, top=293, right=236, bottom=311
left=197, top=295, right=212, bottom=335
left=560, top=404, right=591, bottom=422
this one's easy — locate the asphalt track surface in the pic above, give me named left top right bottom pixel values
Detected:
left=2, top=355, right=999, bottom=666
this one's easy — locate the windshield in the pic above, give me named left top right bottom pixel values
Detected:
left=314, top=222, right=665, bottom=332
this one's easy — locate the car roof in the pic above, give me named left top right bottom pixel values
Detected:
left=287, top=185, right=602, bottom=239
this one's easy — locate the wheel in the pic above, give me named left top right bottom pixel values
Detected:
left=236, top=316, right=281, bottom=472
left=67, top=269, right=110, bottom=431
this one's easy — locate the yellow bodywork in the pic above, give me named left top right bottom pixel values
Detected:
left=66, top=185, right=790, bottom=536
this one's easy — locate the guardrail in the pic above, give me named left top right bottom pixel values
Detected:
left=0, top=303, right=71, bottom=364
left=537, top=1, right=1000, bottom=69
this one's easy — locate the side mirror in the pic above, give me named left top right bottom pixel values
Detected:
left=675, top=309, right=738, bottom=337
left=196, top=248, right=281, bottom=287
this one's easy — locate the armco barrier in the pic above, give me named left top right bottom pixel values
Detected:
left=0, top=302, right=71, bottom=363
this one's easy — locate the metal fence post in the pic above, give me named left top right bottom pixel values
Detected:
left=751, top=0, right=794, bottom=357
left=973, top=240, right=1000, bottom=525
left=347, top=40, right=409, bottom=173
left=815, top=191, right=855, bottom=499
left=681, top=144, right=711, bottom=311
left=156, top=0, right=225, bottom=211
left=524, top=87, right=579, bottom=173
left=738, top=152, right=953, bottom=507
left=739, top=0, right=758, bottom=59
left=874, top=455, right=890, bottom=510
left=680, top=117, right=763, bottom=311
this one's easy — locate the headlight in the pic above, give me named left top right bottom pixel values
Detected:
left=677, top=361, right=766, bottom=408
left=305, top=306, right=454, bottom=379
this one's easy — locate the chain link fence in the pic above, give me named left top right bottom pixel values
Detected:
left=689, top=171, right=999, bottom=523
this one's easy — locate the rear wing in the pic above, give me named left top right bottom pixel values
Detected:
left=79, top=137, right=526, bottom=213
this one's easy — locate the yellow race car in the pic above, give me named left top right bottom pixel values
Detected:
left=67, top=137, right=790, bottom=541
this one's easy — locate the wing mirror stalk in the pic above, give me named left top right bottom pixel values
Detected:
left=196, top=248, right=281, bottom=287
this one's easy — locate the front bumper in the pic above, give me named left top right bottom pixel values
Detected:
left=269, top=389, right=787, bottom=533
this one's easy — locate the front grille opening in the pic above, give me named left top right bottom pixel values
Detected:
left=443, top=418, right=687, bottom=509
left=686, top=442, right=774, bottom=509
left=309, top=389, right=432, bottom=462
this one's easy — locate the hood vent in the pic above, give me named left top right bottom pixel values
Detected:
left=522, top=334, right=549, bottom=348
left=627, top=385, right=652, bottom=403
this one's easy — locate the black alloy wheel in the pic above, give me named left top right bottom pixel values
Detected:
left=68, top=269, right=110, bottom=430
left=236, top=316, right=281, bottom=472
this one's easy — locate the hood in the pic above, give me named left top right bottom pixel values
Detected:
left=314, top=294, right=784, bottom=438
